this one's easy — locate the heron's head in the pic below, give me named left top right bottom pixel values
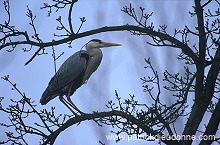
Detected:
left=86, top=39, right=121, bottom=50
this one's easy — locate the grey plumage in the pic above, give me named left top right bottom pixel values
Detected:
left=40, top=39, right=121, bottom=114
left=40, top=50, right=90, bottom=105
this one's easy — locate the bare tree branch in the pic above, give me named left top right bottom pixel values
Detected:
left=1, top=25, right=199, bottom=65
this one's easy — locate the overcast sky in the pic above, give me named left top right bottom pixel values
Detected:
left=0, top=0, right=219, bottom=145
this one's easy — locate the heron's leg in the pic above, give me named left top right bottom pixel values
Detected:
left=66, top=86, right=85, bottom=115
left=67, top=96, right=85, bottom=114
left=59, top=95, right=78, bottom=116
left=61, top=94, right=82, bottom=114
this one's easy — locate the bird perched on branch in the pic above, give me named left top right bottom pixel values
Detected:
left=40, top=39, right=121, bottom=115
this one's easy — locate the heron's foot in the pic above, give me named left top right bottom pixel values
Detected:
left=69, top=109, right=79, bottom=116
left=78, top=110, right=86, bottom=115
left=70, top=108, right=86, bottom=116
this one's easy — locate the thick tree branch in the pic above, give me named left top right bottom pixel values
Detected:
left=43, top=110, right=179, bottom=145
left=198, top=46, right=220, bottom=144
left=199, top=99, right=220, bottom=145
left=205, top=45, right=220, bottom=100
left=194, top=0, right=207, bottom=103
left=181, top=1, right=210, bottom=145
left=0, top=25, right=199, bottom=65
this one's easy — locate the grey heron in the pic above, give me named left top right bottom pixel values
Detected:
left=40, top=39, right=121, bottom=115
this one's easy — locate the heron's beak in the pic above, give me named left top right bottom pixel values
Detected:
left=102, top=42, right=122, bottom=47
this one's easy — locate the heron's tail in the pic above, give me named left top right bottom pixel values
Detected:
left=40, top=86, right=57, bottom=105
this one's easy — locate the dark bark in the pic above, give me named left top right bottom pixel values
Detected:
left=0, top=25, right=199, bottom=65
left=42, top=110, right=179, bottom=145
left=199, top=99, right=220, bottom=145
left=181, top=1, right=211, bottom=145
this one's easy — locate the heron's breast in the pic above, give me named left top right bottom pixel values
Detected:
left=83, top=51, right=102, bottom=82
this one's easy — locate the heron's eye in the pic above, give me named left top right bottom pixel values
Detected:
left=99, top=41, right=102, bottom=44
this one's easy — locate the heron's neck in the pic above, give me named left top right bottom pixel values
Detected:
left=83, top=48, right=103, bottom=82
left=87, top=48, right=102, bottom=57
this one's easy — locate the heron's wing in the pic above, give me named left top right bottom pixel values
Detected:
left=40, top=50, right=89, bottom=105
left=50, top=50, right=89, bottom=90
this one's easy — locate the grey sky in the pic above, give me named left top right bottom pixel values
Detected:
left=0, top=0, right=219, bottom=145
